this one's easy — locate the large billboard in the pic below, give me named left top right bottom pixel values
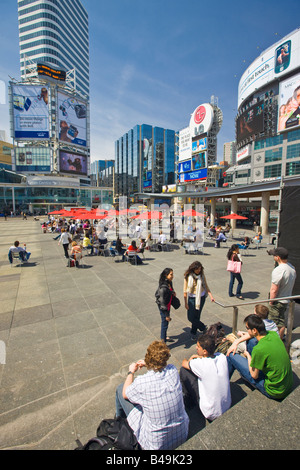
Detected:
left=238, top=29, right=300, bottom=107
left=15, top=147, right=51, bottom=173
left=189, top=104, right=214, bottom=138
left=178, top=127, right=191, bottom=162
left=278, top=72, right=300, bottom=132
left=178, top=168, right=207, bottom=183
left=12, top=84, right=50, bottom=140
left=59, top=151, right=87, bottom=176
left=236, top=100, right=264, bottom=145
left=58, top=91, right=87, bottom=147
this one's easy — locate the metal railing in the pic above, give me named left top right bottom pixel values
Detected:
left=214, top=295, right=300, bottom=354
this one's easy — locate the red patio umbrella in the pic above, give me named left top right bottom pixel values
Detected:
left=178, top=209, right=204, bottom=217
left=220, top=213, right=248, bottom=220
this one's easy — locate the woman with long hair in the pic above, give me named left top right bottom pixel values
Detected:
left=183, top=261, right=214, bottom=340
left=155, top=268, right=175, bottom=342
left=227, top=244, right=243, bottom=299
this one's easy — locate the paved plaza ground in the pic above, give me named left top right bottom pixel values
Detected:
left=0, top=217, right=299, bottom=450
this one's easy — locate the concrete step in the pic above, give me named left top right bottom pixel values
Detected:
left=178, top=384, right=300, bottom=450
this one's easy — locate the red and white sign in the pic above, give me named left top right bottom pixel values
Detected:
left=190, top=103, right=214, bottom=137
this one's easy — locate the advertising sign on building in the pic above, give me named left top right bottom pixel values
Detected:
left=178, top=127, right=191, bottom=162
left=278, top=72, right=300, bottom=132
left=178, top=168, right=208, bottom=183
left=59, top=151, right=87, bottom=176
left=238, top=29, right=300, bottom=107
left=237, top=144, right=251, bottom=163
left=12, top=84, right=50, bottom=140
left=58, top=91, right=87, bottom=147
left=192, top=137, right=207, bottom=153
left=189, top=104, right=214, bottom=138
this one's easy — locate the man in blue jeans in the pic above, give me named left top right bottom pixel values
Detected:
left=227, top=314, right=293, bottom=400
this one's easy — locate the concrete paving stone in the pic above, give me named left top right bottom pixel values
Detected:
left=51, top=297, right=90, bottom=318
left=11, top=303, right=53, bottom=328
left=100, top=316, right=154, bottom=352
left=58, top=327, right=114, bottom=367
left=49, top=287, right=84, bottom=303
left=14, top=292, right=51, bottom=311
left=91, top=302, right=135, bottom=327
left=55, top=311, right=100, bottom=339
left=63, top=350, right=123, bottom=388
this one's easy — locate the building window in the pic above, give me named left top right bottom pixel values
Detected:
left=287, top=128, right=300, bottom=142
left=286, top=161, right=300, bottom=176
left=265, top=148, right=282, bottom=163
left=287, top=143, right=300, bottom=159
left=264, top=164, right=282, bottom=178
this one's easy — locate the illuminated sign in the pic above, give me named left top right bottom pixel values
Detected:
left=190, top=104, right=214, bottom=137
left=37, top=63, right=66, bottom=82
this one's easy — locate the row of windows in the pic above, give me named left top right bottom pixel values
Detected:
left=20, top=34, right=89, bottom=73
left=19, top=21, right=88, bottom=63
left=254, top=128, right=300, bottom=150
left=265, top=148, right=282, bottom=163
left=20, top=24, right=89, bottom=67
left=19, top=2, right=88, bottom=41
left=18, top=0, right=88, bottom=24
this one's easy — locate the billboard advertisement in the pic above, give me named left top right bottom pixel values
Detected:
left=15, top=147, right=51, bottom=173
left=238, top=29, right=300, bottom=107
left=178, top=127, right=191, bottom=162
left=192, top=152, right=206, bottom=170
left=178, top=168, right=207, bottom=183
left=12, top=84, right=50, bottom=140
left=192, top=137, right=207, bottom=153
left=178, top=160, right=192, bottom=174
left=189, top=104, right=214, bottom=138
left=236, top=100, right=264, bottom=145
left=278, top=72, right=300, bottom=132
left=59, top=151, right=87, bottom=176
left=58, top=91, right=87, bottom=147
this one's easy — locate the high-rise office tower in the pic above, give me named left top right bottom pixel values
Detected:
left=17, top=0, right=89, bottom=98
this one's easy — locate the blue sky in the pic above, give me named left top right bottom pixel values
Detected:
left=0, top=0, right=299, bottom=162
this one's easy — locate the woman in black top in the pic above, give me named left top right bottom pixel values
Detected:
left=155, top=268, right=174, bottom=342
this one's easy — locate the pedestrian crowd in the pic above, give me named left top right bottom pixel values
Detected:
left=8, top=214, right=297, bottom=450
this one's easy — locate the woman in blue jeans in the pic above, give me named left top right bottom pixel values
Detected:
left=183, top=261, right=215, bottom=340
left=227, top=244, right=244, bottom=299
left=155, top=268, right=175, bottom=342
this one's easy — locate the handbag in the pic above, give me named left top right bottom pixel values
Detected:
left=227, top=260, right=242, bottom=274
left=171, top=295, right=181, bottom=310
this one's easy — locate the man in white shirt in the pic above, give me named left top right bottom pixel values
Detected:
left=180, top=334, right=231, bottom=421
left=267, top=247, right=296, bottom=339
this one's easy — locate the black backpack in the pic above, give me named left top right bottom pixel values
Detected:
left=75, top=416, right=141, bottom=450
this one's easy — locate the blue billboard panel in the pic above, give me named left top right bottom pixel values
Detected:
left=178, top=168, right=207, bottom=183
left=12, top=85, right=50, bottom=140
left=178, top=160, right=192, bottom=173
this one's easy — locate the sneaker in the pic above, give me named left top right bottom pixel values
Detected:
left=190, top=333, right=197, bottom=341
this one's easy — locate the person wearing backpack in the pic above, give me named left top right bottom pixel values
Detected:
left=115, top=341, right=189, bottom=450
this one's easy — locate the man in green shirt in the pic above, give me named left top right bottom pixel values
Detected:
left=227, top=314, right=293, bottom=400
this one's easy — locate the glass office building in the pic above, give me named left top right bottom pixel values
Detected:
left=115, top=124, right=175, bottom=200
left=18, top=0, right=90, bottom=97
